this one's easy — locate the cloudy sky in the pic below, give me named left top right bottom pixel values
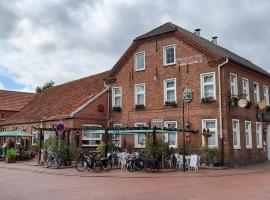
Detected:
left=0, top=0, right=270, bottom=92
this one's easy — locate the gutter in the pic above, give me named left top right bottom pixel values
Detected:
left=218, top=57, right=229, bottom=139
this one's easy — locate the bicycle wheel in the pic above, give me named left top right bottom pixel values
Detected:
left=44, top=158, right=52, bottom=168
left=50, top=157, right=61, bottom=169
left=76, top=159, right=88, bottom=172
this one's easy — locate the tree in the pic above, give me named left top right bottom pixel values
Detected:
left=35, top=80, right=55, bottom=93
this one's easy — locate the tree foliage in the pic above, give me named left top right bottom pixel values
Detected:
left=35, top=80, right=55, bottom=93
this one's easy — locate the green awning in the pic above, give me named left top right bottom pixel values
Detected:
left=85, top=129, right=177, bottom=134
left=0, top=131, right=33, bottom=137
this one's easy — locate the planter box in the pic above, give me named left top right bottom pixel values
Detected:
left=201, top=97, right=215, bottom=104
left=165, top=101, right=177, bottom=107
left=135, top=104, right=145, bottom=110
left=5, top=158, right=16, bottom=163
left=112, top=107, right=122, bottom=112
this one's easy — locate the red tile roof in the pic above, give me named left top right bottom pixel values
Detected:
left=1, top=71, right=109, bottom=125
left=0, top=90, right=35, bottom=111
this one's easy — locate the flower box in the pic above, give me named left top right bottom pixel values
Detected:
left=165, top=101, right=177, bottom=107
left=201, top=97, right=215, bottom=104
left=112, top=106, right=122, bottom=112
left=135, top=104, right=145, bottom=110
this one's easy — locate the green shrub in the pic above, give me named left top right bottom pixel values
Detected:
left=7, top=149, right=17, bottom=160
left=145, top=134, right=170, bottom=159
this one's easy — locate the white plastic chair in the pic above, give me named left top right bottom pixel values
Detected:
left=175, top=153, right=184, bottom=169
left=189, top=154, right=199, bottom=172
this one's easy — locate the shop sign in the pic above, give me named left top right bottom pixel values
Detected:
left=183, top=88, right=192, bottom=103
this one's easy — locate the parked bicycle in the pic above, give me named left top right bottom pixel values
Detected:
left=44, top=152, right=62, bottom=169
left=127, top=153, right=160, bottom=172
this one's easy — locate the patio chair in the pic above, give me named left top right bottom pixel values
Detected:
left=175, top=153, right=184, bottom=169
left=188, top=154, right=199, bottom=172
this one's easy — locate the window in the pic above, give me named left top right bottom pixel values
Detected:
left=32, top=129, right=38, bottom=145
left=253, top=82, right=260, bottom=104
left=134, top=83, right=145, bottom=106
left=163, top=44, right=176, bottom=66
left=202, top=119, right=218, bottom=147
left=256, top=122, right=263, bottom=148
left=263, top=85, right=269, bottom=105
left=164, top=78, right=176, bottom=103
left=112, top=87, right=122, bottom=108
left=242, top=78, right=250, bottom=101
left=112, top=124, right=122, bottom=148
left=230, top=73, right=238, bottom=96
left=164, top=121, right=177, bottom=148
left=134, top=123, right=147, bottom=148
left=0, top=113, right=6, bottom=121
left=245, top=121, right=252, bottom=149
left=200, top=72, right=216, bottom=99
left=232, top=119, right=240, bottom=149
left=82, top=125, right=102, bottom=147
left=134, top=51, right=145, bottom=71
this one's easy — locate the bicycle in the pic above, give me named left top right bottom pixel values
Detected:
left=44, top=152, right=62, bottom=169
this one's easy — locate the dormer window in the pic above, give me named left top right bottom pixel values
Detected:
left=163, top=44, right=176, bottom=66
left=134, top=51, right=145, bottom=71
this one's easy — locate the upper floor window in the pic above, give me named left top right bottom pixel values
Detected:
left=202, top=119, right=218, bottom=147
left=164, top=121, right=178, bottom=148
left=256, top=122, right=262, bottom=148
left=134, top=51, right=145, bottom=71
left=134, top=83, right=145, bottom=106
left=164, top=78, right=176, bottom=103
left=245, top=121, right=252, bottom=149
left=230, top=73, right=238, bottom=96
left=263, top=85, right=269, bottom=105
left=232, top=119, right=240, bottom=149
left=200, top=72, right=216, bottom=99
left=82, top=125, right=102, bottom=147
left=112, top=87, right=122, bottom=108
left=242, top=78, right=250, bottom=101
left=134, top=123, right=147, bottom=148
left=253, top=82, right=260, bottom=104
left=163, top=44, right=176, bottom=66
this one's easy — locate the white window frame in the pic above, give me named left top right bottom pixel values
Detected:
left=256, top=122, right=263, bottom=148
left=230, top=73, right=238, bottom=96
left=202, top=119, right=218, bottom=147
left=163, top=78, right=177, bottom=103
left=112, top=87, right=122, bottom=108
left=134, top=51, right=145, bottom=71
left=245, top=121, right=252, bottom=149
left=242, top=78, right=250, bottom=101
left=164, top=121, right=178, bottom=148
left=112, top=124, right=122, bottom=148
left=163, top=44, right=176, bottom=66
left=200, top=72, right=216, bottom=99
left=32, top=129, right=39, bottom=145
left=263, top=85, right=269, bottom=106
left=232, top=119, right=241, bottom=149
left=134, top=83, right=145, bottom=106
left=253, top=82, right=260, bottom=104
left=134, top=122, right=147, bottom=148
left=82, top=124, right=102, bottom=147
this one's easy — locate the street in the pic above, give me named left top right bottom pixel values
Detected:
left=0, top=162, right=270, bottom=200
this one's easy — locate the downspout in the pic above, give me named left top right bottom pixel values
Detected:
left=218, top=57, right=229, bottom=166
left=103, top=81, right=110, bottom=127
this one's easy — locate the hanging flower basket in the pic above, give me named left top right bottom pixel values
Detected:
left=229, top=97, right=238, bottom=107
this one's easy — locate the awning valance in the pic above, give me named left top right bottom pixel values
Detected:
left=0, top=131, right=33, bottom=137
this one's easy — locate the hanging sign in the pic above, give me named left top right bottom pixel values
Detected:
left=56, top=124, right=65, bottom=134
left=183, top=88, right=192, bottom=103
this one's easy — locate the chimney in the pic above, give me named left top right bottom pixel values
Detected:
left=212, top=36, right=218, bottom=45
left=194, top=28, right=201, bottom=36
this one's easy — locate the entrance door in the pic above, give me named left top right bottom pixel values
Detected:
left=267, top=125, right=270, bottom=160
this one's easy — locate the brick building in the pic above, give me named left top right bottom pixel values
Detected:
left=1, top=22, right=270, bottom=166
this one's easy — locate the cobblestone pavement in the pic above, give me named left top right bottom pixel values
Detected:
left=0, top=161, right=270, bottom=200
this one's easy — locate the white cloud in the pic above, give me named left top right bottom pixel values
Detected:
left=0, top=0, right=270, bottom=92
left=0, top=81, right=5, bottom=90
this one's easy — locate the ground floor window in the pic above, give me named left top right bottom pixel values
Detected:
left=134, top=123, right=147, bottom=148
left=82, top=125, right=102, bottom=147
left=232, top=119, right=240, bottom=149
left=202, top=119, right=218, bottom=147
left=164, top=121, right=177, bottom=148
left=245, top=121, right=252, bottom=149
left=112, top=124, right=122, bottom=148
left=256, top=122, right=263, bottom=148
left=32, top=129, right=38, bottom=145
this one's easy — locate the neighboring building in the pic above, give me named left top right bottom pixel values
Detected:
left=105, top=22, right=270, bottom=166
left=1, top=22, right=270, bottom=166
left=0, top=90, right=35, bottom=123
left=0, top=71, right=109, bottom=149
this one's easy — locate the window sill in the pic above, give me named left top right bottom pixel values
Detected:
left=134, top=68, right=145, bottom=72
left=134, top=146, right=146, bottom=148
left=163, top=63, right=176, bottom=67
left=233, top=147, right=241, bottom=150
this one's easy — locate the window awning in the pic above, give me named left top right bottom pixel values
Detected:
left=0, top=131, right=33, bottom=137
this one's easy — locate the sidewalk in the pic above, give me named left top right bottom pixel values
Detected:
left=1, top=160, right=270, bottom=179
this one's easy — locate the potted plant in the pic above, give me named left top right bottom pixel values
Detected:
left=135, top=104, right=145, bottom=110
left=201, top=146, right=219, bottom=167
left=201, top=97, right=215, bottom=103
left=165, top=101, right=177, bottom=107
left=112, top=106, right=122, bottom=112
left=6, top=149, right=17, bottom=163
left=229, top=96, right=238, bottom=107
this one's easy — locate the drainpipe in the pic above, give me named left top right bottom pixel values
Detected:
left=103, top=81, right=110, bottom=126
left=218, top=57, right=229, bottom=166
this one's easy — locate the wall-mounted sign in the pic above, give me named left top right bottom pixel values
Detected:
left=183, top=88, right=192, bottom=103
left=56, top=124, right=65, bottom=134
left=97, top=104, right=104, bottom=112
left=237, top=98, right=249, bottom=108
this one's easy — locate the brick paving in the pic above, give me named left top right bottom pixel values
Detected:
left=0, top=161, right=270, bottom=200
